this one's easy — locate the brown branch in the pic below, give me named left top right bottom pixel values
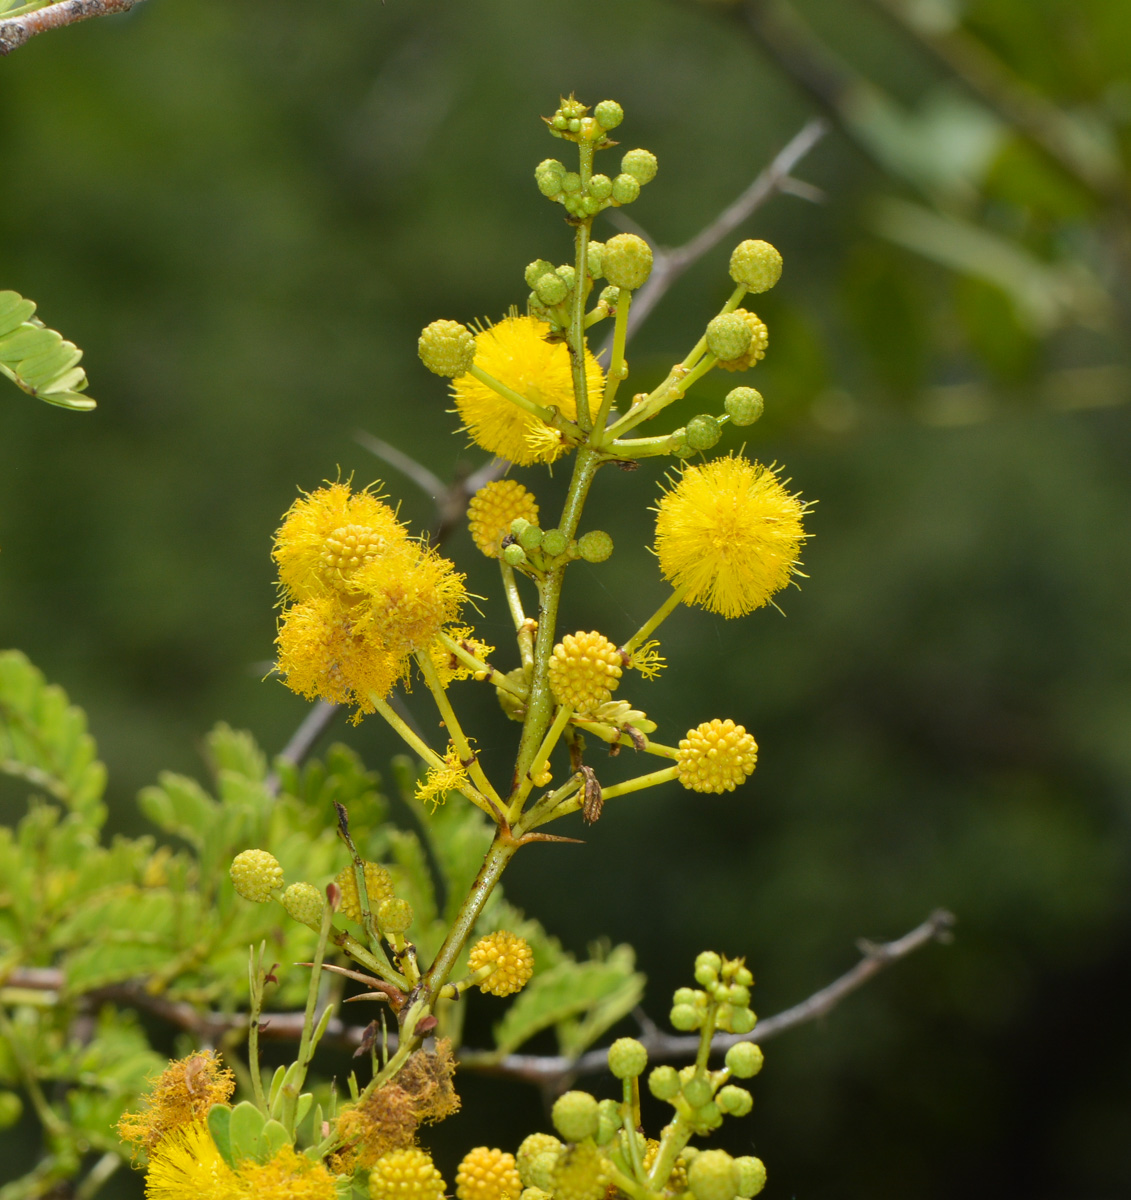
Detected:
left=0, top=0, right=146, bottom=55
left=2, top=909, right=953, bottom=1082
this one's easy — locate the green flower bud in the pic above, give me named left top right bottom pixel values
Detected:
left=511, top=517, right=533, bottom=537
left=611, top=173, right=641, bottom=205
left=670, top=1003, right=699, bottom=1031
left=715, top=1003, right=735, bottom=1032
left=608, top=1037, right=647, bottom=1079
left=694, top=951, right=722, bottom=985
left=670, top=438, right=695, bottom=460
left=717, top=1085, right=753, bottom=1116
left=518, top=524, right=544, bottom=553
left=695, top=1101, right=723, bottom=1131
left=525, top=1152, right=559, bottom=1192
left=503, top=543, right=528, bottom=568
left=729, top=240, right=782, bottom=294
left=726, top=984, right=750, bottom=1008
left=734, top=966, right=754, bottom=987
left=525, top=258, right=556, bottom=288
left=418, top=319, right=477, bottom=378
left=568, top=118, right=582, bottom=134
left=557, top=265, right=577, bottom=291
left=602, top=233, right=652, bottom=291
left=688, top=1150, right=738, bottom=1200
left=724, top=387, right=764, bottom=426
left=648, top=1065, right=680, bottom=1101
left=551, top=113, right=570, bottom=132
left=518, top=1134, right=563, bottom=1184
left=706, top=313, right=753, bottom=362
left=733, top=1157, right=766, bottom=1199
left=580, top=117, right=602, bottom=141
left=594, top=100, right=624, bottom=130
left=560, top=97, right=587, bottom=119
left=621, top=148, right=658, bottom=185
left=685, top=415, right=722, bottom=451
left=552, top=1090, right=600, bottom=1143
left=586, top=241, right=606, bottom=278
left=540, top=529, right=569, bottom=558
left=561, top=172, right=582, bottom=195
left=595, top=1098, right=621, bottom=1145
left=0, top=1092, right=23, bottom=1130
left=672, top=986, right=700, bottom=1006
left=577, top=530, right=613, bottom=563
left=564, top=195, right=588, bottom=218
left=599, top=285, right=620, bottom=308
left=377, top=897, right=413, bottom=933
left=230, top=849, right=283, bottom=903
left=535, top=273, right=569, bottom=306
left=281, top=881, right=324, bottom=929
left=724, top=1042, right=763, bottom=1078
left=587, top=174, right=613, bottom=202
left=535, top=160, right=565, bottom=196
left=728, top=1007, right=757, bottom=1035
left=682, top=1074, right=714, bottom=1109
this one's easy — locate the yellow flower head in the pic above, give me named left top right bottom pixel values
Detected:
left=677, top=719, right=758, bottom=793
left=550, top=1142, right=610, bottom=1200
left=716, top=310, right=768, bottom=373
left=276, top=592, right=401, bottom=715
left=334, top=861, right=395, bottom=924
left=654, top=455, right=809, bottom=618
left=456, top=1147, right=523, bottom=1200
left=450, top=315, right=603, bottom=466
left=118, top=1052, right=235, bottom=1156
left=235, top=1144, right=337, bottom=1200
left=143, top=1122, right=239, bottom=1200
left=273, top=482, right=408, bottom=601
left=416, top=743, right=471, bottom=810
left=548, top=631, right=624, bottom=713
left=368, top=1147, right=447, bottom=1200
left=468, top=930, right=535, bottom=996
left=428, top=626, right=494, bottom=687
left=467, top=479, right=539, bottom=558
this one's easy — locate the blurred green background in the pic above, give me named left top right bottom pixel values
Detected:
left=3, top=0, right=1131, bottom=1195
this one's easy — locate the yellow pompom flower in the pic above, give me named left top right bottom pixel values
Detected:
left=416, top=743, right=471, bottom=810
left=276, top=592, right=401, bottom=715
left=143, top=1122, right=239, bottom=1200
left=677, top=719, right=758, bottom=793
left=118, top=1052, right=235, bottom=1155
left=450, top=315, right=603, bottom=466
left=273, top=482, right=408, bottom=601
left=468, top=930, right=535, bottom=996
left=428, top=626, right=494, bottom=687
left=236, top=1145, right=337, bottom=1200
left=335, top=861, right=395, bottom=924
left=716, top=310, right=768, bottom=373
left=654, top=455, right=809, bottom=619
left=468, top=479, right=539, bottom=558
left=548, top=631, right=624, bottom=713
left=455, top=1147, right=523, bottom=1200
left=368, top=1147, right=448, bottom=1200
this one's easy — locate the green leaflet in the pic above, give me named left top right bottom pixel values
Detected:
left=0, top=290, right=96, bottom=411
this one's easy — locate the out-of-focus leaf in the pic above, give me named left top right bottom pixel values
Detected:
left=0, top=292, right=95, bottom=411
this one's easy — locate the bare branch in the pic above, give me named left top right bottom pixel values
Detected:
left=616, top=117, right=827, bottom=344
left=2, top=910, right=953, bottom=1084
left=355, top=431, right=447, bottom=501
left=0, top=0, right=146, bottom=55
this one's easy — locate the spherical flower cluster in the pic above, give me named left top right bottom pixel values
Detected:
left=450, top=316, right=603, bottom=466
left=141, top=1121, right=236, bottom=1199
left=516, top=1133, right=563, bottom=1187
left=368, top=1148, right=447, bottom=1200
left=468, top=480, right=539, bottom=558
left=237, top=1144, right=338, bottom=1200
left=677, top=719, right=759, bottom=793
left=335, top=861, right=395, bottom=924
left=729, top=239, right=782, bottom=294
left=654, top=455, right=809, bottom=618
left=548, top=631, right=624, bottom=712
left=281, top=881, right=324, bottom=929
left=715, top=310, right=768, bottom=373
left=602, top=233, right=652, bottom=291
left=418, top=319, right=476, bottom=378
left=468, top=930, right=535, bottom=996
left=455, top=1147, right=523, bottom=1200
left=273, top=484, right=469, bottom=715
left=550, top=1142, right=610, bottom=1200
left=229, top=849, right=283, bottom=903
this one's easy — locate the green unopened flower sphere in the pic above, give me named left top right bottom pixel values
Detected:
left=552, top=1090, right=600, bottom=1143
left=535, top=160, right=565, bottom=196
left=724, top=387, right=764, bottom=426
left=594, top=100, right=624, bottom=130
left=517, top=1135, right=562, bottom=1187
left=577, top=530, right=613, bottom=563
left=503, top=543, right=527, bottom=568
left=418, top=320, right=476, bottom=378
left=518, top=523, right=544, bottom=552
left=541, top=529, right=569, bottom=557
left=602, top=234, right=653, bottom=290
left=525, top=258, right=555, bottom=288
left=682, top=1074, right=713, bottom=1108
left=706, top=313, right=753, bottom=362
left=377, top=897, right=413, bottom=933
left=727, top=1007, right=757, bottom=1035
left=586, top=241, right=606, bottom=277
left=599, top=285, right=620, bottom=308
left=550, top=1142, right=609, bottom=1200
left=535, top=273, right=569, bottom=306
left=688, top=1150, right=739, bottom=1200
left=230, top=849, right=283, bottom=902
left=695, top=951, right=722, bottom=983
left=686, top=415, right=722, bottom=451
left=725, top=1041, right=764, bottom=1078
left=608, top=1037, right=648, bottom=1079
left=561, top=172, right=582, bottom=195
left=648, top=1065, right=680, bottom=1100
left=717, top=1085, right=753, bottom=1116
left=281, top=881, right=323, bottom=929
left=734, top=1158, right=767, bottom=1198
left=621, top=148, right=658, bottom=185
left=588, top=175, right=613, bottom=202
left=611, top=173, right=641, bottom=205
left=729, top=239, right=782, bottom=294
left=670, top=1003, right=699, bottom=1031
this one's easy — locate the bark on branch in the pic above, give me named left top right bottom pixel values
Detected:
left=0, top=0, right=146, bottom=55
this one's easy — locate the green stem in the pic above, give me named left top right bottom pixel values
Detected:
left=280, top=900, right=335, bottom=1132
left=247, top=943, right=269, bottom=1112
left=511, top=702, right=573, bottom=818
left=434, top=630, right=526, bottom=697
left=500, top=561, right=527, bottom=632
left=468, top=364, right=562, bottom=426
left=591, top=765, right=678, bottom=802
left=592, top=288, right=631, bottom=439
left=570, top=144, right=596, bottom=431
left=622, top=585, right=688, bottom=656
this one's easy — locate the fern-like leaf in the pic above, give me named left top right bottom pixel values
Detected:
left=0, top=290, right=96, bottom=411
